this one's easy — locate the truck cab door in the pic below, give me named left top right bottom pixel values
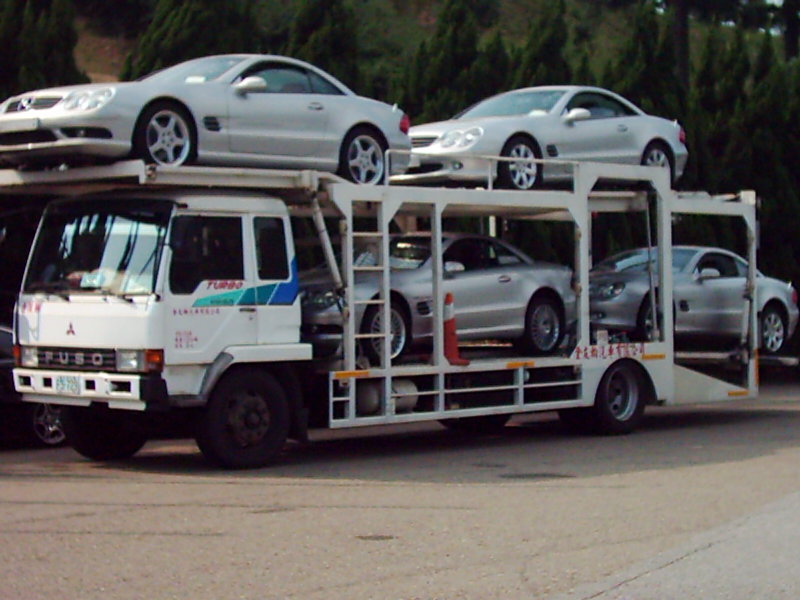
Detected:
left=164, top=214, right=257, bottom=365
left=250, top=215, right=301, bottom=344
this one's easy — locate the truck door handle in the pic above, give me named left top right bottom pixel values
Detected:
left=617, top=124, right=628, bottom=132
left=239, top=307, right=256, bottom=313
left=498, top=275, right=511, bottom=283
left=308, top=102, right=324, bottom=111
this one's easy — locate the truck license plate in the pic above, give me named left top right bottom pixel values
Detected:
left=55, top=375, right=80, bottom=395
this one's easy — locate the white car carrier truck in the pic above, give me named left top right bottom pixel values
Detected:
left=0, top=159, right=759, bottom=468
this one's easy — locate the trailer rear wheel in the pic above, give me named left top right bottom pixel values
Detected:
left=196, top=368, right=289, bottom=469
left=588, top=361, right=646, bottom=434
left=63, top=406, right=147, bottom=460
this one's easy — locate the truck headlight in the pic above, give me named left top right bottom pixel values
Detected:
left=19, top=346, right=38, bottom=367
left=116, top=349, right=163, bottom=373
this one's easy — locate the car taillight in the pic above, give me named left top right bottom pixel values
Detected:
left=793, top=288, right=798, bottom=306
left=399, top=113, right=410, bottom=135
left=679, top=126, right=686, bottom=144
left=12, top=344, right=20, bottom=366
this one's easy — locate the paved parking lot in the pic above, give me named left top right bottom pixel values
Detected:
left=2, top=374, right=800, bottom=599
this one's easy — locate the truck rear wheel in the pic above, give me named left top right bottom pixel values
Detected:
left=63, top=406, right=147, bottom=460
left=196, top=368, right=290, bottom=469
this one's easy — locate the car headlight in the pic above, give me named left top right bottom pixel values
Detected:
left=116, top=349, right=163, bottom=373
left=439, top=126, right=483, bottom=149
left=592, top=282, right=626, bottom=300
left=302, top=290, right=338, bottom=310
left=62, top=87, right=115, bottom=111
left=19, top=346, right=38, bottom=367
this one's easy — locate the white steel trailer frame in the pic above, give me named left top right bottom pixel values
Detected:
left=0, top=159, right=758, bottom=434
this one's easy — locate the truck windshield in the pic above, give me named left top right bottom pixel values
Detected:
left=23, top=198, right=172, bottom=296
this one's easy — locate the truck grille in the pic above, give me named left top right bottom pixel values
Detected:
left=34, top=347, right=116, bottom=371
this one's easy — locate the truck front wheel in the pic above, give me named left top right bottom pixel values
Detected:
left=63, top=406, right=147, bottom=460
left=196, top=368, right=290, bottom=469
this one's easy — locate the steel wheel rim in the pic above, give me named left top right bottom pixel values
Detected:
left=508, top=144, right=538, bottom=189
left=369, top=307, right=407, bottom=360
left=347, top=135, right=384, bottom=184
left=32, top=404, right=65, bottom=446
left=530, top=303, right=560, bottom=351
left=607, top=369, right=638, bottom=421
left=146, top=109, right=191, bottom=165
left=762, top=312, right=785, bottom=353
left=226, top=390, right=271, bottom=448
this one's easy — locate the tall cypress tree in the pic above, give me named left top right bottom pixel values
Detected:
left=121, top=0, right=265, bottom=81
left=285, top=0, right=359, bottom=89
left=512, top=0, right=571, bottom=88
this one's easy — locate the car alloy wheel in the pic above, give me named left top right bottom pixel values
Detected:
left=761, top=306, right=786, bottom=354
left=145, top=109, right=193, bottom=165
left=346, top=134, right=385, bottom=184
left=32, top=403, right=66, bottom=446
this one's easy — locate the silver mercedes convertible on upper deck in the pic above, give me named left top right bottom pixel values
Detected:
left=0, top=54, right=411, bottom=184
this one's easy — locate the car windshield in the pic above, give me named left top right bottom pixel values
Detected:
left=458, top=90, right=565, bottom=119
left=23, top=198, right=172, bottom=296
left=352, top=237, right=432, bottom=270
left=593, top=248, right=696, bottom=273
left=140, top=55, right=247, bottom=85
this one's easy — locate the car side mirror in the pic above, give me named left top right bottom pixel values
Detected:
left=698, top=267, right=720, bottom=281
left=563, top=107, right=591, bottom=124
left=235, top=76, right=268, bottom=95
left=444, top=261, right=465, bottom=277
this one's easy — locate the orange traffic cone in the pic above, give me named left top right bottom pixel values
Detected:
left=443, top=292, right=469, bottom=366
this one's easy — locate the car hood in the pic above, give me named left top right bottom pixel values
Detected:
left=4, top=82, right=135, bottom=101
left=409, top=113, right=548, bottom=138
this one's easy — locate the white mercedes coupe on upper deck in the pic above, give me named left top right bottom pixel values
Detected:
left=395, top=85, right=687, bottom=189
left=0, top=54, right=411, bottom=184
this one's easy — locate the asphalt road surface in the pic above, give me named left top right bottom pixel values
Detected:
left=2, top=373, right=800, bottom=600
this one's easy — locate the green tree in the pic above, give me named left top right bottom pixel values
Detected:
left=512, top=0, right=571, bottom=88
left=121, top=0, right=264, bottom=80
left=285, top=0, right=359, bottom=89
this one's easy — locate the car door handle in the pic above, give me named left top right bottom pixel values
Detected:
left=617, top=124, right=628, bottom=132
left=498, top=275, right=511, bottom=283
left=239, top=307, right=256, bottom=313
left=308, top=102, right=324, bottom=111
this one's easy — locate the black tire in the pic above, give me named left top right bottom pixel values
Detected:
left=360, top=301, right=411, bottom=365
left=132, top=101, right=197, bottom=166
left=338, top=126, right=387, bottom=184
left=586, top=361, right=646, bottom=435
left=439, top=414, right=511, bottom=433
left=518, top=293, right=564, bottom=355
left=497, top=135, right=541, bottom=190
left=640, top=141, right=675, bottom=186
left=195, top=368, right=290, bottom=469
left=26, top=403, right=66, bottom=447
left=62, top=406, right=147, bottom=460
left=760, top=303, right=788, bottom=355
left=635, top=296, right=656, bottom=342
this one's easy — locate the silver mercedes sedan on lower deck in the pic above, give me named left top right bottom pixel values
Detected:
left=590, top=246, right=798, bottom=354
left=301, top=233, right=577, bottom=363
left=0, top=54, right=411, bottom=184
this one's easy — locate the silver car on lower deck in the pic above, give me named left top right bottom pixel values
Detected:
left=589, top=246, right=798, bottom=354
left=301, top=233, right=576, bottom=362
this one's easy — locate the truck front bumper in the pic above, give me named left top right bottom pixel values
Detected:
left=13, top=368, right=168, bottom=411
